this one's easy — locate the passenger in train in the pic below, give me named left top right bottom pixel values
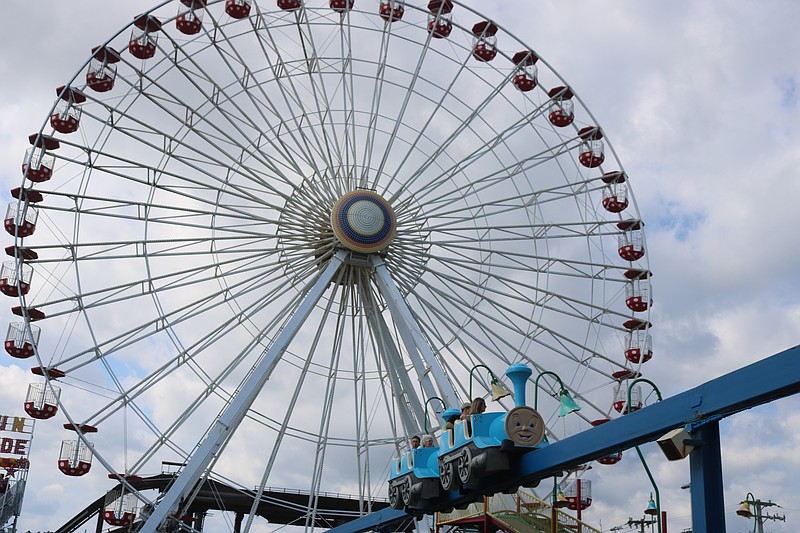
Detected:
left=410, top=435, right=421, bottom=449
left=470, top=397, right=486, bottom=415
left=421, top=435, right=435, bottom=448
left=444, top=410, right=460, bottom=431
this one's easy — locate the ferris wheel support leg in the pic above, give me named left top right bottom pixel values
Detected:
left=139, top=250, right=348, bottom=533
left=371, top=257, right=458, bottom=409
left=363, top=291, right=428, bottom=435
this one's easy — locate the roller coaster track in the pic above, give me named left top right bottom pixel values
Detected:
left=328, top=344, right=800, bottom=533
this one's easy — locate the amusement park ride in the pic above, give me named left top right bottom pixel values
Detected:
left=2, top=1, right=798, bottom=532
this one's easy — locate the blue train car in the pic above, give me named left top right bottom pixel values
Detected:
left=388, top=364, right=546, bottom=508
left=388, top=443, right=440, bottom=509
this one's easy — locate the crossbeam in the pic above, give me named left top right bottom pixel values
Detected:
left=327, top=344, right=800, bottom=533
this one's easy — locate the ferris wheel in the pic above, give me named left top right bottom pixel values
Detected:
left=6, top=0, right=654, bottom=530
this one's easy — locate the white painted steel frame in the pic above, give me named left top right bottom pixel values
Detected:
left=10, top=2, right=654, bottom=531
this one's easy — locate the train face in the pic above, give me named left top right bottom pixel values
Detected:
left=437, top=407, right=545, bottom=492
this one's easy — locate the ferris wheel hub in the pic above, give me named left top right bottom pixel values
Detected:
left=331, top=190, right=397, bottom=253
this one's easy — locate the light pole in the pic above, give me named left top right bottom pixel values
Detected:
left=533, top=370, right=582, bottom=533
left=533, top=370, right=581, bottom=416
left=736, top=492, right=785, bottom=533
left=468, top=364, right=511, bottom=403
left=422, top=396, right=445, bottom=434
left=627, top=378, right=664, bottom=533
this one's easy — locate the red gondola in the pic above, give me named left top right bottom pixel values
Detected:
left=22, top=134, right=59, bottom=183
left=427, top=0, right=453, bottom=39
left=103, top=489, right=138, bottom=526
left=625, top=329, right=653, bottom=364
left=578, top=126, right=604, bottom=168
left=601, top=171, right=628, bottom=213
left=226, top=0, right=252, bottom=19
left=4, top=203, right=38, bottom=239
left=58, top=439, right=92, bottom=476
left=0, top=262, right=32, bottom=297
left=24, top=382, right=60, bottom=420
left=177, top=0, right=206, bottom=35
left=511, top=51, right=538, bottom=92
left=50, top=86, right=86, bottom=134
left=379, top=0, right=404, bottom=22
left=624, top=269, right=652, bottom=313
left=5, top=323, right=40, bottom=359
left=129, top=15, right=162, bottom=59
left=547, top=86, right=574, bottom=127
left=617, top=219, right=645, bottom=261
left=86, top=46, right=121, bottom=92
left=471, top=21, right=498, bottom=62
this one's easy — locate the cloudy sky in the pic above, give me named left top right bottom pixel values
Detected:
left=1, top=1, right=799, bottom=533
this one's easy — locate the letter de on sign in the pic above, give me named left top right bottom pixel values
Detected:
left=14, top=439, right=27, bottom=455
left=0, top=438, right=12, bottom=454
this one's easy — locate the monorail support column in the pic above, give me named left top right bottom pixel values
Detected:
left=689, top=420, right=725, bottom=533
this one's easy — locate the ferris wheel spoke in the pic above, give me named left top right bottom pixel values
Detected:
left=415, top=173, right=602, bottom=229
left=28, top=241, right=282, bottom=324
left=423, top=217, right=621, bottom=239
left=190, top=10, right=325, bottom=176
left=425, top=251, right=629, bottom=329
left=80, top=284, right=312, bottom=477
left=81, top=112, right=277, bottom=209
left=24, top=236, right=275, bottom=289
left=72, top=109, right=280, bottom=209
left=399, top=97, right=552, bottom=198
left=408, top=278, right=622, bottom=393
left=84, top=270, right=309, bottom=436
left=371, top=17, right=439, bottom=184
left=241, top=277, right=349, bottom=533
left=292, top=10, right=352, bottom=179
left=388, top=68, right=520, bottom=199
left=303, top=286, right=354, bottom=529
left=409, top=135, right=583, bottom=214
left=408, top=260, right=624, bottom=374
left=123, top=37, right=308, bottom=190
left=45, top=259, right=294, bottom=383
left=382, top=59, right=479, bottom=195
left=422, top=232, right=625, bottom=281
left=358, top=15, right=399, bottom=188
left=35, top=187, right=280, bottom=232
left=245, top=11, right=346, bottom=176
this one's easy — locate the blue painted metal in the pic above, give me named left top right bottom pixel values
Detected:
left=689, top=421, right=725, bottom=532
left=327, top=344, right=800, bottom=533
left=389, top=448, right=439, bottom=482
left=506, top=363, right=532, bottom=407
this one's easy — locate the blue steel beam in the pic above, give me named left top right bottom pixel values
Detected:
left=327, top=344, right=800, bottom=533
left=689, top=421, right=725, bottom=533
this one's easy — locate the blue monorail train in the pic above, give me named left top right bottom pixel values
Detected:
left=388, top=364, right=546, bottom=509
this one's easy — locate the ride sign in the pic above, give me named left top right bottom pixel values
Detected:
left=0, top=415, right=32, bottom=470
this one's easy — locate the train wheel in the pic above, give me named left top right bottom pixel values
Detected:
left=457, top=448, right=474, bottom=485
left=440, top=460, right=459, bottom=492
left=400, top=476, right=412, bottom=506
left=389, top=483, right=403, bottom=510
